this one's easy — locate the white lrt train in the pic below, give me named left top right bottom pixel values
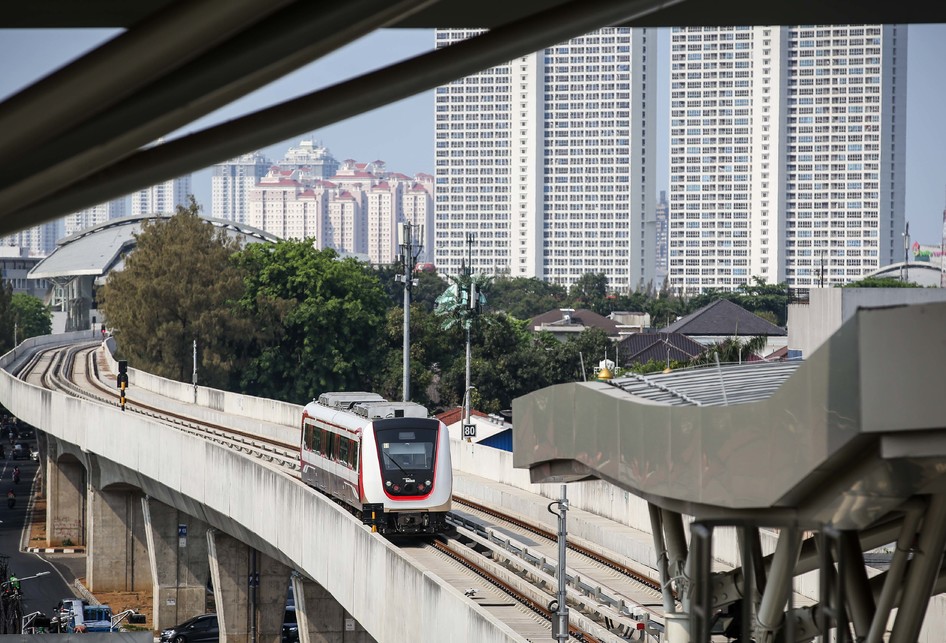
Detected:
left=300, top=392, right=452, bottom=535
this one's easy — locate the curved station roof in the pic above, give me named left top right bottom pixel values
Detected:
left=513, top=302, right=946, bottom=530
left=28, top=214, right=277, bottom=282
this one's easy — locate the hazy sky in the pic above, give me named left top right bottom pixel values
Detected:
left=2, top=24, right=946, bottom=244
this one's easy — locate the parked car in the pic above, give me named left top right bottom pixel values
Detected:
left=159, top=613, right=218, bottom=643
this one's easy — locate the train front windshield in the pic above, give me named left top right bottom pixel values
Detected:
left=376, top=427, right=437, bottom=471
left=374, top=420, right=440, bottom=496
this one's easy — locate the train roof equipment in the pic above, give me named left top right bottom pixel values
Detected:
left=314, top=392, right=429, bottom=420
left=351, top=401, right=429, bottom=420
left=316, top=392, right=385, bottom=410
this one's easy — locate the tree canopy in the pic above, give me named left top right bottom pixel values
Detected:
left=0, top=282, right=13, bottom=354
left=100, top=199, right=253, bottom=389
left=843, top=276, right=921, bottom=288
left=234, top=239, right=389, bottom=404
left=10, top=293, right=52, bottom=340
left=487, top=277, right=567, bottom=320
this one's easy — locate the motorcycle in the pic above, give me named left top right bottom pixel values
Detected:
left=6, top=494, right=14, bottom=509
left=12, top=469, right=19, bottom=485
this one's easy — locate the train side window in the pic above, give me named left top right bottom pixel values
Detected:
left=324, top=431, right=335, bottom=460
left=312, top=427, right=321, bottom=454
left=303, top=424, right=313, bottom=451
left=350, top=443, right=359, bottom=469
left=338, top=438, right=350, bottom=467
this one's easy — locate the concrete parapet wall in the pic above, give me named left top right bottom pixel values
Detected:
left=101, top=340, right=301, bottom=443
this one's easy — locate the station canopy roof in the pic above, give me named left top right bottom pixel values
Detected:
left=28, top=214, right=277, bottom=281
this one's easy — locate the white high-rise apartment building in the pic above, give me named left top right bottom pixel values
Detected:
left=668, top=25, right=906, bottom=292
left=212, top=152, right=272, bottom=224
left=63, top=198, right=127, bottom=236
left=130, top=175, right=192, bottom=215
left=0, top=219, right=63, bottom=257
left=433, top=27, right=656, bottom=291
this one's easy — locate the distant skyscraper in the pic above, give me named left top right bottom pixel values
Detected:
left=0, top=219, right=62, bottom=257
left=279, top=138, right=339, bottom=178
left=655, top=190, right=669, bottom=287
left=63, top=198, right=127, bottom=237
left=433, top=27, right=657, bottom=291
left=668, top=25, right=906, bottom=292
left=130, top=175, right=192, bottom=215
left=211, top=151, right=272, bottom=224
left=130, top=138, right=193, bottom=216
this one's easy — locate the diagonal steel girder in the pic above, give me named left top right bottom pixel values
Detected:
left=0, top=0, right=293, bottom=166
left=0, top=0, right=686, bottom=238
left=0, top=0, right=440, bottom=228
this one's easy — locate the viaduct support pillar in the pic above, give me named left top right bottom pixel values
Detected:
left=87, top=487, right=151, bottom=593
left=142, top=498, right=211, bottom=631
left=45, top=446, right=85, bottom=547
left=207, top=530, right=291, bottom=643
left=292, top=574, right=375, bottom=643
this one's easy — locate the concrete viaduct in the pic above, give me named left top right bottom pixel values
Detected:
left=1, top=334, right=528, bottom=643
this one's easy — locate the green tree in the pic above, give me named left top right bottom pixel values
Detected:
left=692, top=335, right=768, bottom=366
left=488, top=277, right=567, bottom=319
left=412, top=270, right=450, bottom=312
left=375, top=305, right=458, bottom=408
left=235, top=240, right=389, bottom=403
left=546, top=328, right=614, bottom=383
left=100, top=198, right=253, bottom=388
left=567, top=272, right=610, bottom=314
left=844, top=276, right=921, bottom=288
left=374, top=264, right=448, bottom=314
left=733, top=277, right=789, bottom=326
left=438, top=313, right=551, bottom=413
left=0, top=282, right=13, bottom=353
left=10, top=293, right=52, bottom=339
left=628, top=358, right=690, bottom=374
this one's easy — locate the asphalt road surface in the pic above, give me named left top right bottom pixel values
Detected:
left=0, top=444, right=81, bottom=623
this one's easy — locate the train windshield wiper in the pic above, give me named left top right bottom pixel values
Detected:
left=383, top=451, right=410, bottom=475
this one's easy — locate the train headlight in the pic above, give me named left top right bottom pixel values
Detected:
left=425, top=480, right=432, bottom=487
left=417, top=484, right=425, bottom=491
left=385, top=480, right=392, bottom=487
left=393, top=484, right=400, bottom=492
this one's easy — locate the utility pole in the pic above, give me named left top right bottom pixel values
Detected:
left=397, top=222, right=423, bottom=402
left=464, top=233, right=475, bottom=430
